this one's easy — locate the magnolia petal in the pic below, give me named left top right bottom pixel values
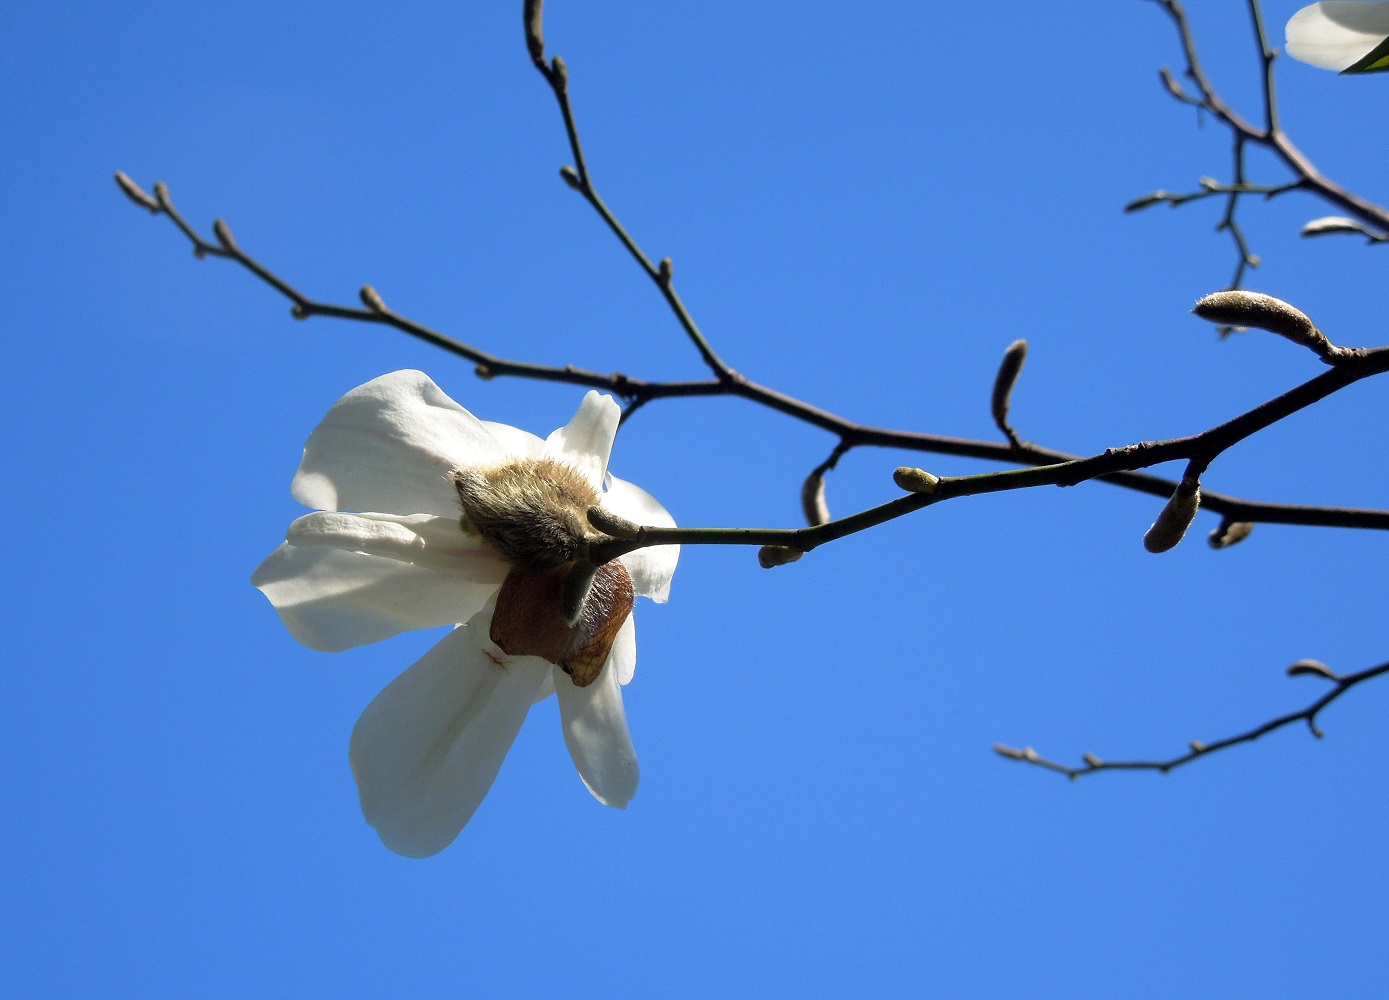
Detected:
left=481, top=419, right=545, bottom=459
left=605, top=475, right=679, bottom=603
left=543, top=391, right=620, bottom=491
left=251, top=516, right=507, bottom=651
left=285, top=511, right=508, bottom=579
left=1286, top=2, right=1389, bottom=70
left=532, top=671, right=557, bottom=704
left=292, top=370, right=516, bottom=518
left=349, top=618, right=550, bottom=857
left=553, top=653, right=639, bottom=808
left=609, top=614, right=637, bottom=686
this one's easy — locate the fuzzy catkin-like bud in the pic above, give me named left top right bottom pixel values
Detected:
left=758, top=545, right=803, bottom=569
left=523, top=0, right=546, bottom=68
left=559, top=165, right=582, bottom=190
left=212, top=218, right=237, bottom=251
left=359, top=285, right=387, bottom=313
left=893, top=467, right=939, bottom=494
left=1124, top=191, right=1172, bottom=213
left=1208, top=519, right=1253, bottom=550
left=114, top=171, right=159, bottom=212
left=1286, top=659, right=1337, bottom=681
left=1192, top=290, right=1332, bottom=358
left=801, top=469, right=830, bottom=526
left=991, top=339, right=1028, bottom=436
left=1143, top=478, right=1201, bottom=553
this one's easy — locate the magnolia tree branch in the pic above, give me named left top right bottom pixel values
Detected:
left=1131, top=0, right=1389, bottom=285
left=111, top=172, right=1389, bottom=555
left=995, top=657, right=1389, bottom=778
left=118, top=1, right=1389, bottom=774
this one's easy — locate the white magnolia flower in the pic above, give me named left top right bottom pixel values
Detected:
left=1286, top=2, right=1389, bottom=72
left=251, top=370, right=678, bottom=857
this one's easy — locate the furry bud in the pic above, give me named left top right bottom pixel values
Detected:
left=1192, top=290, right=1333, bottom=359
left=758, top=545, right=804, bottom=568
left=893, top=467, right=939, bottom=494
left=1144, top=478, right=1201, bottom=553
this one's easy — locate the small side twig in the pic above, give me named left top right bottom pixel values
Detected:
left=995, top=658, right=1389, bottom=778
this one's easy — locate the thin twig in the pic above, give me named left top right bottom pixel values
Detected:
left=1146, top=0, right=1389, bottom=275
left=995, top=658, right=1389, bottom=778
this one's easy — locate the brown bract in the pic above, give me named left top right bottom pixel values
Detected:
left=490, top=561, right=634, bottom=686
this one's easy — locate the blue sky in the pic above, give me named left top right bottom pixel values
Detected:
left=4, top=2, right=1387, bottom=996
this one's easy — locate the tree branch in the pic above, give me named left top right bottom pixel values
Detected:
left=995, top=658, right=1389, bottom=778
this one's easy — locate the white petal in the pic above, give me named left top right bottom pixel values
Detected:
left=252, top=513, right=508, bottom=651
left=1286, top=2, right=1389, bottom=70
left=349, top=618, right=550, bottom=857
left=554, top=653, right=639, bottom=809
left=609, top=614, right=637, bottom=686
left=532, top=671, right=557, bottom=704
left=291, top=370, right=518, bottom=517
left=481, top=419, right=545, bottom=459
left=606, top=475, right=680, bottom=603
left=543, top=391, right=620, bottom=490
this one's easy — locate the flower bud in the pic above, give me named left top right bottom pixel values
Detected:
left=359, top=284, right=387, bottom=313
left=801, top=468, right=830, bottom=526
left=1143, top=478, right=1200, bottom=553
left=893, top=467, right=939, bottom=495
left=212, top=217, right=237, bottom=251
left=1286, top=659, right=1337, bottom=681
left=1188, top=740, right=1205, bottom=753
left=991, top=339, right=1027, bottom=440
left=658, top=257, right=673, bottom=286
left=1124, top=191, right=1173, bottom=213
left=1192, top=290, right=1332, bottom=359
left=1300, top=216, right=1382, bottom=239
left=758, top=544, right=803, bottom=569
left=551, top=55, right=568, bottom=90
left=523, top=0, right=546, bottom=69
left=1207, top=519, right=1253, bottom=550
left=559, top=165, right=582, bottom=190
left=1158, top=67, right=1190, bottom=101
left=114, top=171, right=159, bottom=212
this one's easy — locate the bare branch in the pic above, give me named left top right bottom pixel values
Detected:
left=996, top=658, right=1389, bottom=778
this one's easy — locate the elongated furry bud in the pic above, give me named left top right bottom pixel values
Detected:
left=1192, top=290, right=1334, bottom=359
left=1144, top=478, right=1201, bottom=553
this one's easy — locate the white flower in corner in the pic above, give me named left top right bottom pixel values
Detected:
left=1286, top=2, right=1389, bottom=73
left=252, top=371, right=678, bottom=857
